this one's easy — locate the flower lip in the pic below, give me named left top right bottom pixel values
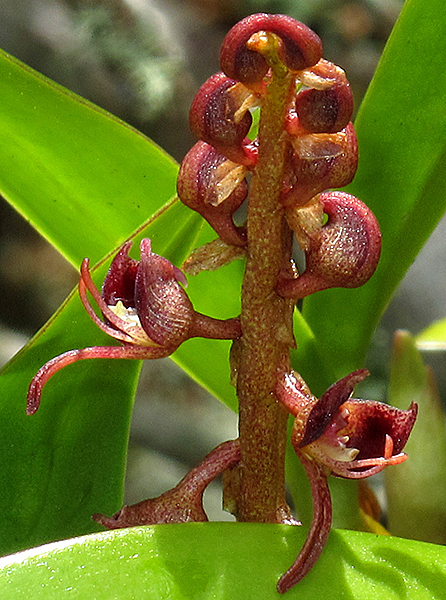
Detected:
left=339, top=398, right=418, bottom=461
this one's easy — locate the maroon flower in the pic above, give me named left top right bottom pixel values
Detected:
left=27, top=239, right=241, bottom=414
left=220, top=13, right=323, bottom=91
left=189, top=72, right=259, bottom=167
left=177, top=141, right=248, bottom=247
left=277, top=191, right=382, bottom=299
left=275, top=368, right=417, bottom=592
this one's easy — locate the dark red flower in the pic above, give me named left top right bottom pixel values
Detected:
left=26, top=239, right=241, bottom=414
left=275, top=368, right=417, bottom=592
left=277, top=191, right=382, bottom=299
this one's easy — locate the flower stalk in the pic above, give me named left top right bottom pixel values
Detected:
left=235, top=34, right=296, bottom=522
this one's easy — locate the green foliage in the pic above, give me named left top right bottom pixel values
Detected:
left=0, top=52, right=179, bottom=266
left=1, top=524, right=446, bottom=600
left=386, top=331, right=446, bottom=544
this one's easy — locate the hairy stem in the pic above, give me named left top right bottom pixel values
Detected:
left=234, top=38, right=296, bottom=522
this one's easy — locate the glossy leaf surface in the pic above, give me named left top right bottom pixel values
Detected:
left=0, top=50, right=178, bottom=266
left=1, top=524, right=445, bottom=600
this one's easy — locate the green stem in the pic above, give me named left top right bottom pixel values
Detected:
left=235, top=43, right=296, bottom=522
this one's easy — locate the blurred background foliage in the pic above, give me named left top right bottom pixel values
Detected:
left=1, top=0, right=445, bottom=522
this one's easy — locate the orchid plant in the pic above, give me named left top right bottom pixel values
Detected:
left=23, top=12, right=417, bottom=594
left=1, top=1, right=446, bottom=598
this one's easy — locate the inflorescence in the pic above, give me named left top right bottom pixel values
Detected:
left=27, top=13, right=416, bottom=594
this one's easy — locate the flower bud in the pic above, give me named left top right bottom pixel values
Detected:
left=281, top=122, right=358, bottom=208
left=177, top=141, right=248, bottom=246
left=290, top=60, right=354, bottom=134
left=220, top=13, right=322, bottom=91
left=277, top=191, right=381, bottom=299
left=189, top=72, right=258, bottom=166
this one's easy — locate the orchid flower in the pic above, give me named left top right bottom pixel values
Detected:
left=27, top=239, right=241, bottom=414
left=275, top=368, right=417, bottom=592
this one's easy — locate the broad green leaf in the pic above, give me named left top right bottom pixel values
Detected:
left=416, top=318, right=446, bottom=351
left=301, top=0, right=446, bottom=391
left=0, top=49, right=178, bottom=266
left=385, top=330, right=446, bottom=544
left=0, top=202, right=201, bottom=556
left=1, top=524, right=446, bottom=599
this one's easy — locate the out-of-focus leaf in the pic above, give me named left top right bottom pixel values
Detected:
left=0, top=49, right=178, bottom=266
left=300, top=0, right=446, bottom=391
left=416, top=318, right=446, bottom=351
left=1, top=524, right=446, bottom=600
left=0, top=201, right=202, bottom=556
left=385, top=330, right=446, bottom=544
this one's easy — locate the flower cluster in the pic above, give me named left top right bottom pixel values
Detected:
left=177, top=12, right=381, bottom=297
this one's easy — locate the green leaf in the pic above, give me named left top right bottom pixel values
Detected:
left=416, top=318, right=446, bottom=351
left=300, top=0, right=446, bottom=390
left=1, top=524, right=445, bottom=599
left=0, top=49, right=178, bottom=266
left=385, top=330, right=446, bottom=544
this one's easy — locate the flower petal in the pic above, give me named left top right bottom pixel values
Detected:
left=135, top=240, right=195, bottom=347
left=102, top=240, right=139, bottom=307
left=299, top=369, right=369, bottom=447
